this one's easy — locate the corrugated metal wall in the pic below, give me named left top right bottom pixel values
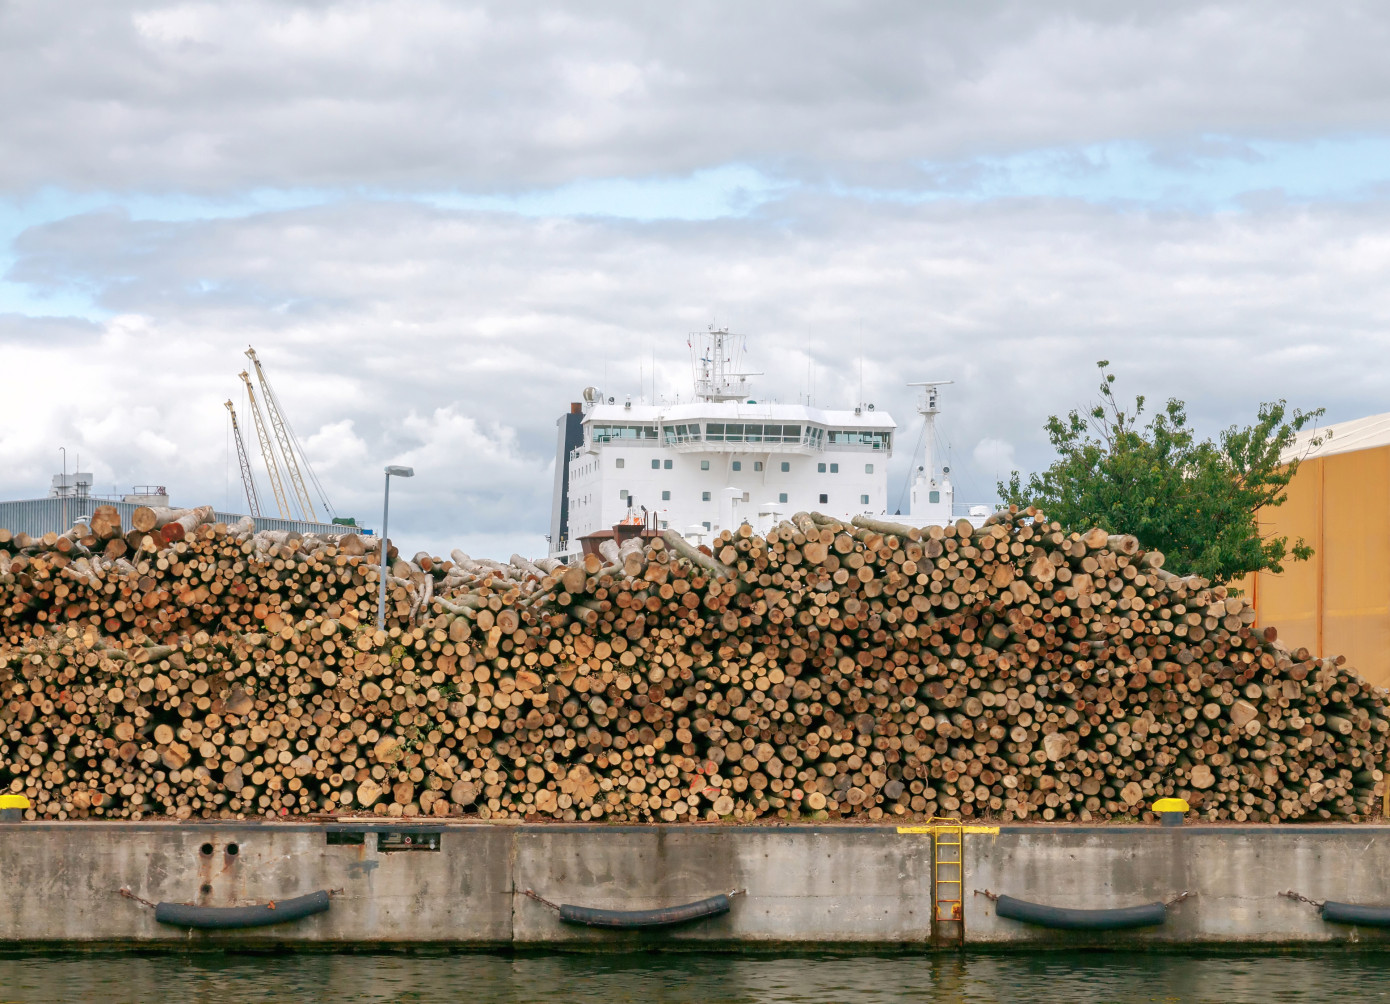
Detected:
left=0, top=497, right=362, bottom=539
left=1251, top=446, right=1390, bottom=687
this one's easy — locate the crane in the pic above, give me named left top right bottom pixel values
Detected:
left=245, top=347, right=335, bottom=521
left=224, top=400, right=262, bottom=517
left=239, top=369, right=293, bottom=520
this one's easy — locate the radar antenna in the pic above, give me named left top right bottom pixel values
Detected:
left=906, top=380, right=954, bottom=481
left=690, top=326, right=762, bottom=402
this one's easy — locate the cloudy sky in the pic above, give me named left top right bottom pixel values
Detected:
left=2, top=1, right=1388, bottom=558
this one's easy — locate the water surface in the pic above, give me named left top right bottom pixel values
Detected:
left=1, top=951, right=1388, bottom=1003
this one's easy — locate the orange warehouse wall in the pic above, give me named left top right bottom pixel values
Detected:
left=1252, top=446, right=1390, bottom=688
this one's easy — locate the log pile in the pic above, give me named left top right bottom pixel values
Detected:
left=0, top=504, right=1385, bottom=824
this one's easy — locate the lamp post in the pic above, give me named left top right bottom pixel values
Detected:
left=377, top=465, right=415, bottom=630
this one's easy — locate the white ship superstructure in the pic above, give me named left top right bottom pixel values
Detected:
left=547, top=329, right=982, bottom=560
left=549, top=330, right=891, bottom=558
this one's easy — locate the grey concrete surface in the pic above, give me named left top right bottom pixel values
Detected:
left=3, top=821, right=1390, bottom=948
left=511, top=826, right=933, bottom=946
left=968, top=825, right=1390, bottom=946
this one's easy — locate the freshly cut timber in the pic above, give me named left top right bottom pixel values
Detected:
left=0, top=507, right=1386, bottom=826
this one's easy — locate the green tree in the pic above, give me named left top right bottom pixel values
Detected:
left=1000, top=361, right=1326, bottom=585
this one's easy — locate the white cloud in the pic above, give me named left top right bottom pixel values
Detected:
left=1, top=196, right=1387, bottom=556
left=4, top=2, right=1390, bottom=193
left=0, top=2, right=1387, bottom=558
left=972, top=438, right=1017, bottom=483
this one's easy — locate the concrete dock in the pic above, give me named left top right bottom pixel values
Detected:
left=3, top=821, right=1389, bottom=948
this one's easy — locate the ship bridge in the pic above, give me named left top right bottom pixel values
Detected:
left=578, top=401, right=894, bottom=459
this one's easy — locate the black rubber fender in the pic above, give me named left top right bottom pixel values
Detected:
left=154, top=890, right=331, bottom=930
left=994, top=894, right=1167, bottom=930
left=1321, top=901, right=1390, bottom=927
left=558, top=893, right=732, bottom=929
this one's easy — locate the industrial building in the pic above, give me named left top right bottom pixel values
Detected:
left=1249, top=412, right=1390, bottom=687
left=0, top=471, right=360, bottom=540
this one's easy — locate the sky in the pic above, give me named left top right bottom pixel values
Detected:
left=2, top=0, right=1389, bottom=559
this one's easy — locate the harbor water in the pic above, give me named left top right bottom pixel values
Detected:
left=1, top=951, right=1388, bottom=1003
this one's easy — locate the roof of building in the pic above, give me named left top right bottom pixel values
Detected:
left=584, top=401, right=896, bottom=430
left=1284, top=411, right=1390, bottom=462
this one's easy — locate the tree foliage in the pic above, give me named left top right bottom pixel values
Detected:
left=1000, top=362, right=1326, bottom=585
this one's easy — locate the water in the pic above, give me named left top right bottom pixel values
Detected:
left=0, top=951, right=1387, bottom=1003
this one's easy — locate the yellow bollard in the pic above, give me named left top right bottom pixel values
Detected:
left=1152, top=797, right=1189, bottom=827
left=0, top=794, right=31, bottom=822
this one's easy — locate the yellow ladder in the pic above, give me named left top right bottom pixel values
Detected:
left=932, top=819, right=964, bottom=929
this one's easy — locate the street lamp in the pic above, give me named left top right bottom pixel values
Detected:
left=377, top=465, right=415, bottom=630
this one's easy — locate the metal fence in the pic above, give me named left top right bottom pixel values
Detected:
left=0, top=497, right=367, bottom=539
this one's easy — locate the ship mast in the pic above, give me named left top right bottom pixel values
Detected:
left=692, top=326, right=762, bottom=402
left=907, top=380, right=953, bottom=481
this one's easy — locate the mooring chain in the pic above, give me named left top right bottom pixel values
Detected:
left=1280, top=890, right=1324, bottom=909
left=524, top=887, right=746, bottom=910
left=522, top=888, right=560, bottom=912
left=973, top=889, right=1192, bottom=907
left=118, top=887, right=156, bottom=909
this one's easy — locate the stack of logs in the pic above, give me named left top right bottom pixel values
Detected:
left=0, top=503, right=1385, bottom=825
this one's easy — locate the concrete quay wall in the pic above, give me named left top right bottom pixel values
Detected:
left=1, top=822, right=1387, bottom=948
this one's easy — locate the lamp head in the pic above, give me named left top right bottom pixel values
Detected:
left=385, top=465, right=415, bottom=478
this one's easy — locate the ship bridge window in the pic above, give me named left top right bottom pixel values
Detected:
left=663, top=423, right=701, bottom=445
left=705, top=423, right=803, bottom=444
left=828, top=430, right=892, bottom=451
left=592, top=424, right=658, bottom=444
left=929, top=491, right=940, bottom=503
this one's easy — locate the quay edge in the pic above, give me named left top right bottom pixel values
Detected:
left=2, top=821, right=1390, bottom=949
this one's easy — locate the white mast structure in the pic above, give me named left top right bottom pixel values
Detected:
left=692, top=327, right=761, bottom=402
left=907, top=380, right=955, bottom=524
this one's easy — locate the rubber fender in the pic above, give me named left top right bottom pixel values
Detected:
left=1321, top=901, right=1390, bottom=927
left=154, top=890, right=331, bottom=930
left=994, top=894, right=1167, bottom=931
left=558, top=893, right=732, bottom=929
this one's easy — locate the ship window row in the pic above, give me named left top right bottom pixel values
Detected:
left=592, top=422, right=889, bottom=449
left=704, top=423, right=807, bottom=444
left=624, top=489, right=874, bottom=507
left=614, top=457, right=873, bottom=474
left=592, top=424, right=660, bottom=443
left=828, top=430, right=892, bottom=450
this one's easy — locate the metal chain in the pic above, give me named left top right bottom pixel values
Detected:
left=1280, top=890, right=1324, bottom=909
left=522, top=888, right=560, bottom=912
left=119, top=887, right=156, bottom=909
